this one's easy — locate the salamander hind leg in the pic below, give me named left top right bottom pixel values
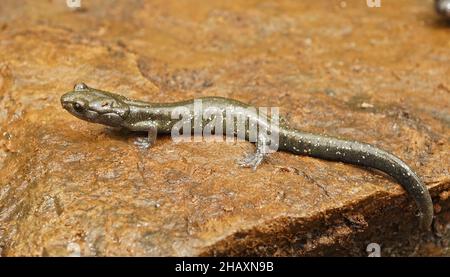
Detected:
left=237, top=151, right=266, bottom=170
left=237, top=133, right=270, bottom=170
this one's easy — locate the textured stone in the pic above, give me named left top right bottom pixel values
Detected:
left=0, top=0, right=449, bottom=256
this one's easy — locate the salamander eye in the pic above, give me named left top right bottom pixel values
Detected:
left=74, top=83, right=89, bottom=91
left=73, top=102, right=85, bottom=112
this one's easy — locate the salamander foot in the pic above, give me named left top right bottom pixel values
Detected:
left=237, top=152, right=265, bottom=170
left=134, top=137, right=152, bottom=149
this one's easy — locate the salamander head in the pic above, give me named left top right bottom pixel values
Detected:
left=61, top=83, right=130, bottom=127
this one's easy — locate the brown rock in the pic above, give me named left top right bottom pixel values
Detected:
left=0, top=0, right=449, bottom=256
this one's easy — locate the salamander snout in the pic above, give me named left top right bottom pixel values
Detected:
left=61, top=92, right=100, bottom=123
left=61, top=96, right=87, bottom=113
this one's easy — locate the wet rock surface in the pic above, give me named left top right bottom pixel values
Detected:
left=0, top=0, right=449, bottom=256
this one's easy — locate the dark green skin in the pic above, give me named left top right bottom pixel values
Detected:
left=61, top=83, right=433, bottom=229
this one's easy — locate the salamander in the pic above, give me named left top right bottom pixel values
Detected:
left=61, top=83, right=433, bottom=229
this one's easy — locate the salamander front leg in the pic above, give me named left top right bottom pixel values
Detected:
left=237, top=133, right=270, bottom=170
left=132, top=122, right=157, bottom=149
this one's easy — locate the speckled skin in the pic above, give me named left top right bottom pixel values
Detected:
left=61, top=83, right=433, bottom=229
